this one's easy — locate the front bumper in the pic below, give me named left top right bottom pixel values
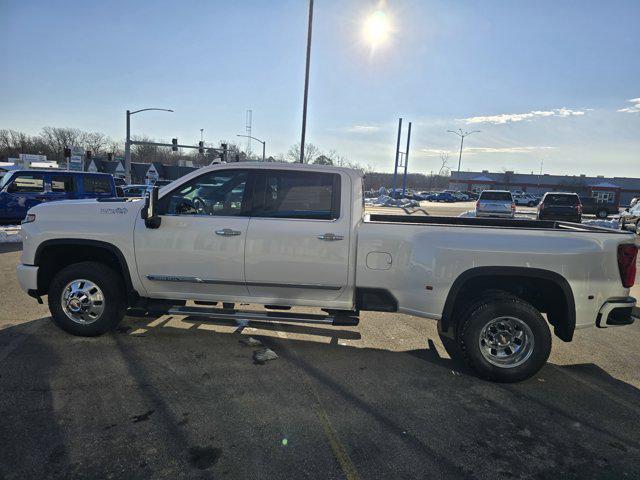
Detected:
left=596, top=297, right=636, bottom=328
left=16, top=264, right=39, bottom=294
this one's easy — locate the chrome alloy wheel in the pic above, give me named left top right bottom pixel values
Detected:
left=60, top=279, right=105, bottom=325
left=478, top=316, right=534, bottom=368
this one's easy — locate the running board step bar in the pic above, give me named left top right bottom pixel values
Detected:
left=167, top=306, right=359, bottom=326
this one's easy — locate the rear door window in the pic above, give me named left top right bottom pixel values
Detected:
left=83, top=176, right=112, bottom=194
left=51, top=175, right=75, bottom=193
left=545, top=194, right=579, bottom=205
left=253, top=171, right=340, bottom=220
left=7, top=174, right=45, bottom=193
left=480, top=191, right=512, bottom=201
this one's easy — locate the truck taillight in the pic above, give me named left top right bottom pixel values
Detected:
left=618, top=244, right=638, bottom=288
left=476, top=201, right=480, bottom=208
left=511, top=203, right=516, bottom=211
left=576, top=204, right=582, bottom=214
left=539, top=202, right=544, bottom=210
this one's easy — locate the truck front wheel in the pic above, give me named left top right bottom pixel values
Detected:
left=48, top=261, right=126, bottom=336
left=457, top=293, right=551, bottom=382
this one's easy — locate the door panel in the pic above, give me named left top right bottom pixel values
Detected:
left=134, top=215, right=250, bottom=297
left=134, top=169, right=252, bottom=299
left=244, top=170, right=350, bottom=302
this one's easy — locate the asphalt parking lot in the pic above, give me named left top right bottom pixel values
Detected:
left=1, top=243, right=640, bottom=479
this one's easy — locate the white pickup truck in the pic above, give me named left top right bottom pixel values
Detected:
left=16, top=162, right=638, bottom=382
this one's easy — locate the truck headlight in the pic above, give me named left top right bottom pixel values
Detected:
left=22, top=214, right=36, bottom=224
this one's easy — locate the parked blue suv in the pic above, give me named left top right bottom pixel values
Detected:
left=0, top=170, right=117, bottom=224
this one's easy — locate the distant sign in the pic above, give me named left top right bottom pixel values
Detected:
left=145, top=164, right=159, bottom=184
left=68, top=146, right=84, bottom=171
left=17, top=153, right=47, bottom=169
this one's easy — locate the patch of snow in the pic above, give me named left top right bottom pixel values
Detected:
left=365, top=195, right=420, bottom=208
left=0, top=225, right=21, bottom=243
left=458, top=210, right=476, bottom=217
left=581, top=219, right=620, bottom=230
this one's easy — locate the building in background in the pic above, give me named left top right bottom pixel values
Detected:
left=449, top=170, right=640, bottom=206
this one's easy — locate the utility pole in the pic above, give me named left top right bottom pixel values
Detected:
left=124, top=107, right=174, bottom=183
left=447, top=128, right=480, bottom=172
left=401, top=122, right=412, bottom=196
left=392, top=118, right=402, bottom=199
left=300, top=0, right=314, bottom=163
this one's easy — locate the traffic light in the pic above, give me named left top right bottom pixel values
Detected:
left=221, top=143, right=227, bottom=163
left=86, top=150, right=92, bottom=159
left=198, top=141, right=204, bottom=154
left=172, top=138, right=178, bottom=152
left=64, top=147, right=71, bottom=158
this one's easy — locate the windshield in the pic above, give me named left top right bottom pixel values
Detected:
left=545, top=194, right=580, bottom=205
left=0, top=171, right=15, bottom=190
left=480, top=191, right=512, bottom=201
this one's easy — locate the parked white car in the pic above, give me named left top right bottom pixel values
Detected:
left=476, top=190, right=516, bottom=218
left=16, top=162, right=638, bottom=382
left=514, top=194, right=538, bottom=207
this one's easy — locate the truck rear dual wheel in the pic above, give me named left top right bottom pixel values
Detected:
left=448, top=292, right=551, bottom=382
left=48, top=261, right=126, bottom=336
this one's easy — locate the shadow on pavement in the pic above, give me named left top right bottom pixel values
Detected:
left=0, top=315, right=639, bottom=479
left=0, top=243, right=22, bottom=254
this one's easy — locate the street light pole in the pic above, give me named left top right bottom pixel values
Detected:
left=447, top=129, right=480, bottom=172
left=300, top=0, right=314, bottom=163
left=124, top=107, right=174, bottom=183
left=236, top=134, right=266, bottom=161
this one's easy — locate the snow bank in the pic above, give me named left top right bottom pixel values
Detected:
left=581, top=219, right=620, bottom=230
left=0, top=225, right=21, bottom=243
left=365, top=195, right=420, bottom=208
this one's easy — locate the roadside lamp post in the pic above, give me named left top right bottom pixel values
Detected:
left=236, top=134, right=266, bottom=161
left=447, top=128, right=480, bottom=172
left=124, top=108, right=174, bottom=183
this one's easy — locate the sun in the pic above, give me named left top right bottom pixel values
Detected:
left=363, top=10, right=391, bottom=48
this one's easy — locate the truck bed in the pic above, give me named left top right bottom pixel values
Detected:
left=366, top=213, right=628, bottom=234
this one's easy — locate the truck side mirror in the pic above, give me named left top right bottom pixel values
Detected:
left=142, top=186, right=161, bottom=229
left=115, top=186, right=125, bottom=198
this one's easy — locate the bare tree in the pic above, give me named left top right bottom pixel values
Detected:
left=438, top=152, right=451, bottom=176
left=40, top=127, right=85, bottom=160
left=82, top=132, right=109, bottom=155
left=287, top=142, right=320, bottom=164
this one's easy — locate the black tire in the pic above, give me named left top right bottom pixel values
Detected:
left=597, top=209, right=608, bottom=219
left=456, top=293, right=551, bottom=382
left=48, top=261, right=126, bottom=336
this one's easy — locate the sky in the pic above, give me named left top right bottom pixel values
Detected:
left=1, top=0, right=639, bottom=176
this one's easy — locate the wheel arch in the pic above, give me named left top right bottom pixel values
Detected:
left=34, top=239, right=138, bottom=303
left=439, top=266, right=576, bottom=342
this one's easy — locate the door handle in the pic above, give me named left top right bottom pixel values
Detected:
left=317, top=233, right=344, bottom=241
left=215, top=228, right=242, bottom=236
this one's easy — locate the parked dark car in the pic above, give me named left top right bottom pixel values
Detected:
left=537, top=192, right=582, bottom=223
left=0, top=170, right=116, bottom=224
left=578, top=196, right=619, bottom=219
left=113, top=177, right=127, bottom=187
left=430, top=192, right=456, bottom=202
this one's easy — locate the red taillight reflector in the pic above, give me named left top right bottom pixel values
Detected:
left=539, top=202, right=544, bottom=210
left=618, top=244, right=638, bottom=288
